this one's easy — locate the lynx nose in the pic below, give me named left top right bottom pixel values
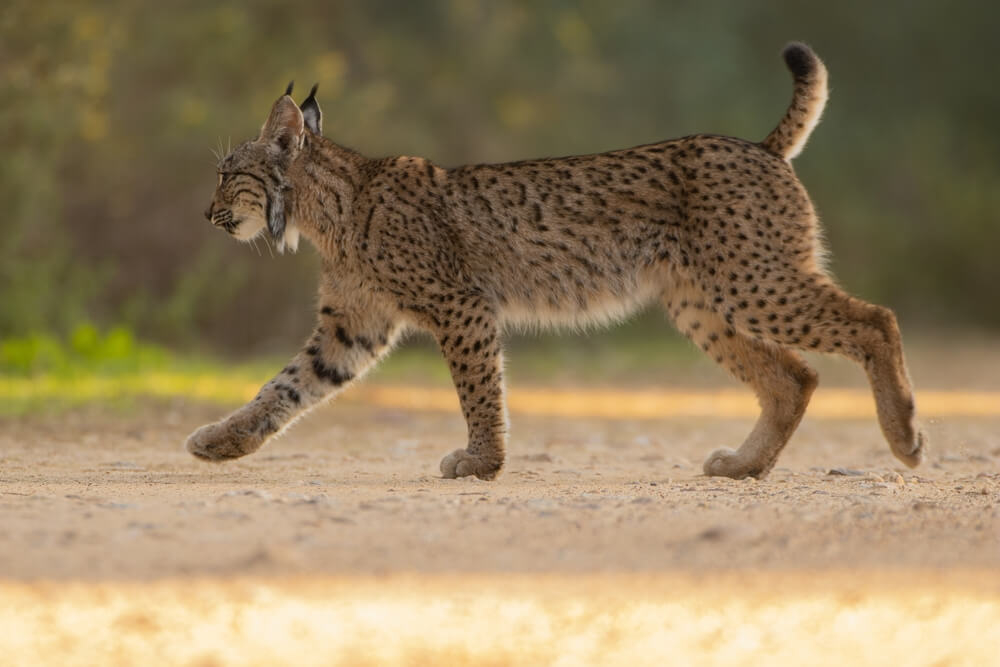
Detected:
left=204, top=204, right=214, bottom=221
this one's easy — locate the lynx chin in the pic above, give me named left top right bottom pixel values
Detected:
left=188, top=42, right=925, bottom=480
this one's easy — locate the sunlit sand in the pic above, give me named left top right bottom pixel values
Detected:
left=356, top=385, right=1000, bottom=419
left=4, top=573, right=998, bottom=666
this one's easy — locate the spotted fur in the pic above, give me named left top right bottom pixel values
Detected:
left=188, top=43, right=925, bottom=480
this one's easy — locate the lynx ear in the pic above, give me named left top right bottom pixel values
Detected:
left=300, top=83, right=322, bottom=135
left=260, top=86, right=304, bottom=154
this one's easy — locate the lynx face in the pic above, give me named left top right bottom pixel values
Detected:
left=203, top=82, right=318, bottom=252
left=205, top=143, right=270, bottom=242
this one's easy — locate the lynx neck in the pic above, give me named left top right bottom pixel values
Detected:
left=291, top=136, right=367, bottom=254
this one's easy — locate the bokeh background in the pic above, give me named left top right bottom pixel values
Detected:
left=2, top=0, right=998, bottom=379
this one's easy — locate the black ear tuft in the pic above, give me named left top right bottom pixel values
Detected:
left=284, top=80, right=295, bottom=96
left=300, top=83, right=322, bottom=135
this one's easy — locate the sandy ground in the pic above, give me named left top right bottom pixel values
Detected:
left=2, top=386, right=999, bottom=664
left=2, top=392, right=999, bottom=577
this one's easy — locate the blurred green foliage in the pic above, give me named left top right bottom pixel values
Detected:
left=0, top=324, right=168, bottom=375
left=1, top=0, right=998, bottom=358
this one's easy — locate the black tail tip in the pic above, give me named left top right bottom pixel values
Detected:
left=782, top=42, right=816, bottom=79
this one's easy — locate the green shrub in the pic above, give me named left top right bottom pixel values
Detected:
left=0, top=325, right=169, bottom=376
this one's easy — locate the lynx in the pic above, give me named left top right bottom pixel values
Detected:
left=187, top=43, right=925, bottom=480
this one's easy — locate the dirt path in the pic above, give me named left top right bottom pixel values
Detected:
left=2, top=392, right=997, bottom=578
left=2, top=389, right=998, bottom=664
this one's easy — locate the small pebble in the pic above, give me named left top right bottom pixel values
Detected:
left=828, top=468, right=864, bottom=477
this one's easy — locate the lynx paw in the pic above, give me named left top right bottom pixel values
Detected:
left=702, top=447, right=770, bottom=480
left=891, top=428, right=926, bottom=468
left=439, top=449, right=503, bottom=481
left=185, top=421, right=257, bottom=461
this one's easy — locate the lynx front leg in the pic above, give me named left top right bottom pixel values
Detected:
left=186, top=305, right=399, bottom=461
left=432, top=298, right=507, bottom=481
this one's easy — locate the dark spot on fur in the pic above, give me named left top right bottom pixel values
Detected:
left=335, top=326, right=354, bottom=348
left=311, top=358, right=353, bottom=385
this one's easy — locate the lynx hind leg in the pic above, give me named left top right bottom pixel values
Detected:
left=666, top=292, right=818, bottom=479
left=745, top=279, right=925, bottom=467
left=431, top=296, right=507, bottom=481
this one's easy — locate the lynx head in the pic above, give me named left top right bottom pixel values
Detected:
left=204, top=82, right=322, bottom=253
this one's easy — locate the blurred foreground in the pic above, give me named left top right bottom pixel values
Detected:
left=4, top=573, right=999, bottom=666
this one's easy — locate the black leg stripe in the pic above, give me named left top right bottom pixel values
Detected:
left=311, top=358, right=353, bottom=385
